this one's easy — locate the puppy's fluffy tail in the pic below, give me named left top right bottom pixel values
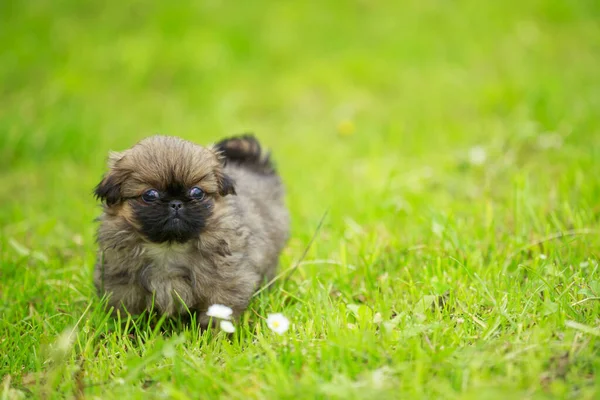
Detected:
left=214, top=134, right=276, bottom=174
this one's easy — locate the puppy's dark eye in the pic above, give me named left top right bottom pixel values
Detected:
left=142, top=189, right=160, bottom=203
left=189, top=186, right=205, bottom=200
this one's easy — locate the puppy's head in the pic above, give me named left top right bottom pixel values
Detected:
left=94, top=136, right=236, bottom=244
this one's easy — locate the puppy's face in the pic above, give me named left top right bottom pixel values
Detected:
left=94, top=136, right=236, bottom=244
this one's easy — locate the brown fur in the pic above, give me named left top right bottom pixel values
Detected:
left=93, top=135, right=289, bottom=325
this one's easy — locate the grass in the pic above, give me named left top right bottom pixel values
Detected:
left=1, top=0, right=600, bottom=398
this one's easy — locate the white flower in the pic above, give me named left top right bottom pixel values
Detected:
left=537, top=133, right=563, bottom=150
left=220, top=320, right=236, bottom=333
left=266, top=313, right=290, bottom=335
left=206, top=304, right=233, bottom=320
left=373, top=312, right=383, bottom=324
left=539, top=254, right=547, bottom=260
left=468, top=146, right=487, bottom=166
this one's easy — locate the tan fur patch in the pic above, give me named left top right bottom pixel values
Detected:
left=109, top=136, right=224, bottom=197
left=117, top=202, right=141, bottom=229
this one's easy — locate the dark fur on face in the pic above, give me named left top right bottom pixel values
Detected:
left=93, top=135, right=290, bottom=324
left=130, top=185, right=213, bottom=244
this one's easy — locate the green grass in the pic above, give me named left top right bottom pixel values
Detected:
left=1, top=0, right=600, bottom=398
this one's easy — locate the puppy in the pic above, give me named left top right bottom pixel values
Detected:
left=93, top=134, right=289, bottom=326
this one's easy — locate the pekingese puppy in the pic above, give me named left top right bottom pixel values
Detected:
left=93, top=134, right=289, bottom=326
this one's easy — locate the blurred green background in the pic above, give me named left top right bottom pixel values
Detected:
left=2, top=0, right=599, bottom=237
left=1, top=0, right=600, bottom=397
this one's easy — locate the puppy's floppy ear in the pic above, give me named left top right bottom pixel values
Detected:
left=94, top=151, right=129, bottom=206
left=208, top=144, right=236, bottom=196
left=215, top=169, right=236, bottom=196
left=94, top=174, right=123, bottom=206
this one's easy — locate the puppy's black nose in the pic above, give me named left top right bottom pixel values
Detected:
left=169, top=200, right=183, bottom=211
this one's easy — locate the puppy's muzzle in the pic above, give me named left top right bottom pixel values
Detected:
left=169, top=200, right=183, bottom=216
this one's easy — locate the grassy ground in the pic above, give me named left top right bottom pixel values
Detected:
left=1, top=0, right=600, bottom=398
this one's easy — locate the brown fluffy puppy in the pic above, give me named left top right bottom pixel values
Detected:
left=93, top=135, right=289, bottom=326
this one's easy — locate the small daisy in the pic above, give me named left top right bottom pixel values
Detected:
left=220, top=320, right=236, bottom=333
left=468, top=146, right=487, bottom=166
left=266, top=313, right=290, bottom=335
left=206, top=304, right=233, bottom=320
left=539, top=254, right=547, bottom=260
